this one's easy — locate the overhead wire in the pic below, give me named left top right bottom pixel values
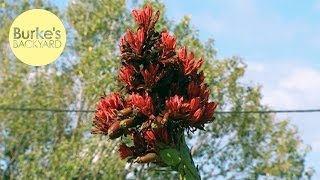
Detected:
left=0, top=107, right=320, bottom=114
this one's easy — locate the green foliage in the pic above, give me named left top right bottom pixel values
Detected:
left=0, top=0, right=313, bottom=179
left=0, top=0, right=127, bottom=179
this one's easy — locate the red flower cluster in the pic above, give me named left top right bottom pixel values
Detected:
left=92, top=5, right=217, bottom=163
left=179, top=47, right=204, bottom=76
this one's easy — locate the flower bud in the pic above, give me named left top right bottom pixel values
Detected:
left=108, top=121, right=124, bottom=139
left=135, top=153, right=158, bottom=163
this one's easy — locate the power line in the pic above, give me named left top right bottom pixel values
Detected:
left=0, top=107, right=320, bottom=114
left=0, top=107, right=95, bottom=113
left=214, top=109, right=320, bottom=114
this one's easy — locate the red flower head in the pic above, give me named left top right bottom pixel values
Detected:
left=130, top=93, right=154, bottom=117
left=119, top=65, right=136, bottom=90
left=131, top=5, right=159, bottom=31
left=178, top=47, right=204, bottom=76
left=132, top=5, right=152, bottom=29
left=144, top=127, right=171, bottom=145
left=125, top=28, right=145, bottom=54
left=165, top=95, right=190, bottom=119
left=187, top=81, right=210, bottom=101
left=119, top=143, right=134, bottom=159
left=189, top=97, right=201, bottom=112
left=191, top=108, right=204, bottom=123
left=188, top=99, right=217, bottom=125
left=201, top=102, right=217, bottom=123
left=161, top=31, right=176, bottom=50
left=165, top=95, right=183, bottom=116
left=94, top=5, right=217, bottom=164
left=92, top=93, right=125, bottom=134
left=141, top=63, right=165, bottom=88
left=95, top=93, right=123, bottom=121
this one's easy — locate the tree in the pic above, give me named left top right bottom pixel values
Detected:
left=0, top=0, right=126, bottom=179
left=0, top=0, right=313, bottom=179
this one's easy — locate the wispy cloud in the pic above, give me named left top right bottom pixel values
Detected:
left=244, top=61, right=320, bottom=109
left=280, top=68, right=320, bottom=105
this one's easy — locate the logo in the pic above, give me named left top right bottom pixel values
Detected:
left=9, top=9, right=66, bottom=66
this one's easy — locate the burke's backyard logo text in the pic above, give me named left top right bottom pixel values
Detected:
left=12, top=27, right=62, bottom=48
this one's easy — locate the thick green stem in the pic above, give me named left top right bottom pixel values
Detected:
left=177, top=134, right=200, bottom=180
left=158, top=132, right=201, bottom=180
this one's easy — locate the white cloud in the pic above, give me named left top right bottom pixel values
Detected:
left=263, top=89, right=299, bottom=109
left=244, top=61, right=320, bottom=109
left=280, top=68, right=320, bottom=103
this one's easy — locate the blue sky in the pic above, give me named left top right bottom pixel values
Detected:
left=162, top=0, right=320, bottom=178
left=164, top=0, right=320, bottom=64
left=53, top=0, right=320, bottom=178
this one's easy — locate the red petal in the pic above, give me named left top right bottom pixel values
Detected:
left=137, top=28, right=145, bottom=43
left=144, top=5, right=153, bottom=18
left=179, top=47, right=187, bottom=59
left=126, top=29, right=134, bottom=44
left=145, top=130, right=156, bottom=141
left=132, top=10, right=139, bottom=20
left=119, top=143, right=133, bottom=159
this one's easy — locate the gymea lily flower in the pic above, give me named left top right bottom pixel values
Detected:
left=92, top=5, right=217, bottom=179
